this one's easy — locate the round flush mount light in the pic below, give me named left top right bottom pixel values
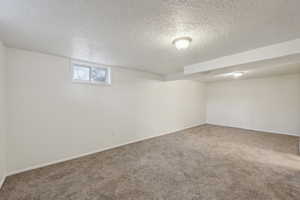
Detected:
left=218, top=71, right=246, bottom=79
left=232, top=71, right=244, bottom=78
left=172, top=37, right=192, bottom=50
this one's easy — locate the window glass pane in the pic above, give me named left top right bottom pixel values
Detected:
left=91, top=67, right=107, bottom=82
left=73, top=65, right=90, bottom=81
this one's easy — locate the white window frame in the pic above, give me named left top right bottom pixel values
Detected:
left=71, top=60, right=111, bottom=85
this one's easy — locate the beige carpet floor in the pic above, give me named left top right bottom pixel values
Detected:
left=1, top=124, right=300, bottom=200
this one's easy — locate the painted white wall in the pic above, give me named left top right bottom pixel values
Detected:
left=7, top=48, right=206, bottom=174
left=206, top=74, right=300, bottom=136
left=0, top=42, right=7, bottom=187
left=5, top=47, right=300, bottom=176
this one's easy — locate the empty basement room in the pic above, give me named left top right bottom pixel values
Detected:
left=1, top=1, right=300, bottom=200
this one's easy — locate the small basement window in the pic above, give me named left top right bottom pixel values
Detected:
left=71, top=60, right=111, bottom=85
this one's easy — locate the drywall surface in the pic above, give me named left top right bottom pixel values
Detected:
left=7, top=48, right=206, bottom=174
left=206, top=74, right=300, bottom=136
left=0, top=42, right=7, bottom=187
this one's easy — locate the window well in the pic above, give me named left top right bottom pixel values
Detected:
left=71, top=60, right=111, bottom=85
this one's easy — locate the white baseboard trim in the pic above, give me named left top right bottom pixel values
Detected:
left=207, top=123, right=300, bottom=137
left=8, top=123, right=205, bottom=176
left=0, top=176, right=6, bottom=189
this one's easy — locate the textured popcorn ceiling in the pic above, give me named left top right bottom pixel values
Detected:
left=0, top=0, right=300, bottom=74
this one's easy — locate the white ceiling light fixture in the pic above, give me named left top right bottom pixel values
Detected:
left=172, top=37, right=192, bottom=50
left=216, top=71, right=246, bottom=79
left=231, top=71, right=244, bottom=78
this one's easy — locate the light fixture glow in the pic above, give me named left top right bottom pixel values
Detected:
left=216, top=71, right=246, bottom=78
left=232, top=72, right=244, bottom=78
left=173, top=37, right=192, bottom=50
